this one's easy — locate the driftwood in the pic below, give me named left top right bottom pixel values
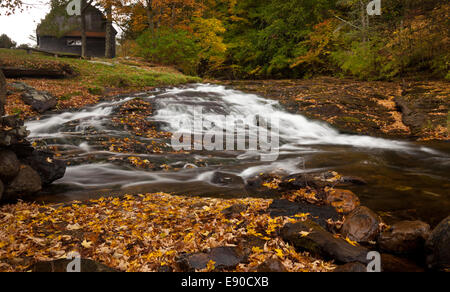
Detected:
left=0, top=69, right=5, bottom=116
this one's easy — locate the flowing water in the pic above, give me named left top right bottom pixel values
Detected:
left=25, top=84, right=450, bottom=226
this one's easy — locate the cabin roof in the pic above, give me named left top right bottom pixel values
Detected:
left=37, top=4, right=117, bottom=38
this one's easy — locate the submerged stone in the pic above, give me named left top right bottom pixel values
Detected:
left=341, top=206, right=382, bottom=243
left=379, top=220, right=430, bottom=254
left=281, top=220, right=369, bottom=264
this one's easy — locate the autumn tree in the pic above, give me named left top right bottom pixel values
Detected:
left=0, top=0, right=23, bottom=15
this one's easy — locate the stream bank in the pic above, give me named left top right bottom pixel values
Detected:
left=219, top=78, right=449, bottom=141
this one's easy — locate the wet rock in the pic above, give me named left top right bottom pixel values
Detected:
left=253, top=258, right=288, bottom=272
left=5, top=165, right=42, bottom=199
left=333, top=262, right=367, bottom=273
left=425, top=216, right=450, bottom=271
left=267, top=199, right=340, bottom=230
left=380, top=254, right=425, bottom=273
left=279, top=173, right=316, bottom=191
left=237, top=236, right=267, bottom=258
left=222, top=204, right=248, bottom=219
left=378, top=221, right=430, bottom=254
left=21, top=89, right=57, bottom=113
left=0, top=149, right=20, bottom=180
left=336, top=176, right=368, bottom=187
left=177, top=247, right=245, bottom=272
left=30, top=259, right=118, bottom=272
left=0, top=116, right=29, bottom=147
left=244, top=176, right=264, bottom=191
left=22, top=150, right=66, bottom=185
left=6, top=142, right=34, bottom=159
left=341, top=206, right=382, bottom=243
left=212, top=171, right=245, bottom=186
left=280, top=220, right=369, bottom=264
left=394, top=96, right=427, bottom=137
left=325, top=189, right=360, bottom=214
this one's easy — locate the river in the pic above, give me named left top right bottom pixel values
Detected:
left=25, top=84, right=450, bottom=226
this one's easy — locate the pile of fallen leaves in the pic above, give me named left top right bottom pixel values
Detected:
left=0, top=193, right=334, bottom=272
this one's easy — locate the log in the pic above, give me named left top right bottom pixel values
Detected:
left=1, top=66, right=76, bottom=79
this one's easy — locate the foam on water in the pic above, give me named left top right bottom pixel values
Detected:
left=155, top=84, right=419, bottom=152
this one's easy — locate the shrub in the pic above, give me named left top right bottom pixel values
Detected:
left=136, top=28, right=199, bottom=75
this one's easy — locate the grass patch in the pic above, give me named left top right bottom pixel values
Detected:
left=0, top=48, right=200, bottom=90
left=0, top=48, right=201, bottom=114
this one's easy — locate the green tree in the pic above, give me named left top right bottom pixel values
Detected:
left=0, top=34, right=16, bottom=48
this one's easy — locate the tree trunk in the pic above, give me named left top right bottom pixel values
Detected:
left=146, top=0, right=154, bottom=35
left=0, top=69, right=6, bottom=117
left=81, top=0, right=88, bottom=58
left=105, top=3, right=114, bottom=59
left=360, top=1, right=368, bottom=42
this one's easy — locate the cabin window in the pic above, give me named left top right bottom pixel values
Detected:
left=67, top=39, right=82, bottom=46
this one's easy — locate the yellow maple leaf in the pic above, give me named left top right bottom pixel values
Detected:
left=275, top=249, right=284, bottom=258
left=206, top=260, right=216, bottom=271
left=345, top=237, right=359, bottom=247
left=81, top=240, right=93, bottom=249
left=299, top=231, right=310, bottom=237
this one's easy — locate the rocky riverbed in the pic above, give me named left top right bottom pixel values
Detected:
left=0, top=79, right=449, bottom=272
left=219, top=78, right=449, bottom=141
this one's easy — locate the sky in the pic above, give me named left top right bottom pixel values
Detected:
left=0, top=1, right=50, bottom=46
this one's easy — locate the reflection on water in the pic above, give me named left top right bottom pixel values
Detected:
left=26, top=84, right=450, bottom=226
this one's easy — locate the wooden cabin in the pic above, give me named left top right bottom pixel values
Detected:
left=37, top=5, right=117, bottom=58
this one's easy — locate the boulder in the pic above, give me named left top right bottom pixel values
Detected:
left=380, top=254, right=425, bottom=272
left=378, top=221, right=430, bottom=254
left=0, top=116, right=29, bottom=147
left=30, top=259, right=118, bottom=272
left=177, top=247, right=245, bottom=272
left=22, top=150, right=66, bottom=185
left=280, top=220, right=369, bottom=264
left=425, top=216, right=450, bottom=271
left=333, top=255, right=424, bottom=273
left=253, top=258, right=288, bottom=272
left=268, top=199, right=340, bottom=230
left=212, top=171, right=245, bottom=186
left=333, top=262, right=367, bottom=273
left=0, top=149, right=20, bottom=180
left=341, top=206, right=382, bottom=243
left=21, top=89, right=57, bottom=113
left=244, top=176, right=264, bottom=191
left=325, top=189, right=360, bottom=214
left=5, top=165, right=42, bottom=199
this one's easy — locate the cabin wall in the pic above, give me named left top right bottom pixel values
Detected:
left=38, top=36, right=115, bottom=58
